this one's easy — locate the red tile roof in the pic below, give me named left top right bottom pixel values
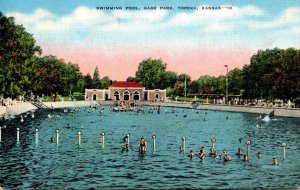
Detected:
left=110, top=81, right=144, bottom=88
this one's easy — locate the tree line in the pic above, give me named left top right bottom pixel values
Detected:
left=0, top=13, right=112, bottom=99
left=131, top=48, right=299, bottom=100
left=1, top=12, right=299, bottom=100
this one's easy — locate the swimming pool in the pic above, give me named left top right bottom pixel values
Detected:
left=0, top=106, right=299, bottom=189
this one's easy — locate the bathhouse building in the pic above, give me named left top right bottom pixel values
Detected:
left=85, top=81, right=166, bottom=101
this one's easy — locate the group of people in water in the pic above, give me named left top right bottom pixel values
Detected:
left=121, top=135, right=147, bottom=154
left=187, top=139, right=280, bottom=165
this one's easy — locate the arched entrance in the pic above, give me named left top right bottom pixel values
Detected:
left=93, top=94, right=97, bottom=101
left=123, top=91, right=130, bottom=101
left=155, top=94, right=160, bottom=101
left=113, top=91, right=120, bottom=100
left=133, top=91, right=140, bottom=100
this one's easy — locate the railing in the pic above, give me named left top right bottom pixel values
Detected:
left=31, top=100, right=49, bottom=109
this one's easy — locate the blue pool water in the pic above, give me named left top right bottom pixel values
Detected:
left=0, top=106, right=300, bottom=189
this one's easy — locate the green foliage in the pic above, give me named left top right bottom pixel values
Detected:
left=160, top=71, right=178, bottom=89
left=135, top=58, right=167, bottom=89
left=92, top=66, right=102, bottom=89
left=101, top=76, right=112, bottom=89
left=84, top=73, right=93, bottom=89
left=243, top=48, right=300, bottom=99
left=0, top=13, right=40, bottom=97
left=126, top=76, right=136, bottom=82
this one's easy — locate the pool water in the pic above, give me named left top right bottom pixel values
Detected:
left=0, top=106, right=300, bottom=189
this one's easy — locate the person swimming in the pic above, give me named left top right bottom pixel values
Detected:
left=139, top=138, right=147, bottom=154
left=236, top=148, right=243, bottom=156
left=223, top=150, right=232, bottom=161
left=50, top=137, right=54, bottom=143
left=243, top=154, right=249, bottom=161
left=188, top=150, right=194, bottom=158
left=65, top=123, right=71, bottom=129
left=272, top=158, right=279, bottom=165
left=199, top=147, right=206, bottom=160
left=123, top=135, right=128, bottom=143
left=257, top=152, right=262, bottom=159
left=121, top=143, right=132, bottom=151
left=239, top=137, right=243, bottom=143
left=209, top=148, right=217, bottom=157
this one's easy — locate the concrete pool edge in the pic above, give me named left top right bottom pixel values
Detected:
left=1, top=100, right=299, bottom=118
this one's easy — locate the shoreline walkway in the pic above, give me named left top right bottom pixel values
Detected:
left=0, top=101, right=299, bottom=118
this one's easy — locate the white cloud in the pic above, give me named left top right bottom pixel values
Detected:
left=6, top=5, right=300, bottom=43
left=166, top=5, right=264, bottom=33
left=252, top=7, right=300, bottom=29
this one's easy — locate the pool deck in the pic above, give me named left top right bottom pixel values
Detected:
left=0, top=101, right=299, bottom=118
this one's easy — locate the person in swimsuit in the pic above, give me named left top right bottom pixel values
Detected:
left=223, top=150, right=232, bottom=161
left=272, top=158, right=279, bottom=165
left=199, top=147, right=206, bottom=160
left=236, top=148, right=243, bottom=156
left=188, top=150, right=194, bottom=158
left=139, top=138, right=147, bottom=154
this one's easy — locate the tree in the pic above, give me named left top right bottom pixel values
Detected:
left=228, top=68, right=244, bottom=95
left=160, top=71, right=178, bottom=89
left=173, top=81, right=184, bottom=96
left=0, top=13, right=41, bottom=98
left=126, top=76, right=136, bottom=82
left=84, top=73, right=93, bottom=89
left=242, top=48, right=300, bottom=99
left=178, top=73, right=191, bottom=84
left=135, top=58, right=167, bottom=89
left=92, top=66, right=101, bottom=89
left=101, top=76, right=112, bottom=89
left=32, top=55, right=65, bottom=97
left=61, top=62, right=83, bottom=95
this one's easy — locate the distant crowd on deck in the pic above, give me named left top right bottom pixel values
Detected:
left=212, top=97, right=299, bottom=108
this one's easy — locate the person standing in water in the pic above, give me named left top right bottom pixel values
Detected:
left=139, top=138, right=147, bottom=154
left=199, top=147, right=206, bottom=160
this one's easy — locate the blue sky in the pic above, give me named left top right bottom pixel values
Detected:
left=1, top=0, right=300, bottom=80
left=2, top=0, right=300, bottom=49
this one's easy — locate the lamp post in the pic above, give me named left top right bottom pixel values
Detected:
left=224, top=65, right=229, bottom=104
left=184, top=76, right=187, bottom=98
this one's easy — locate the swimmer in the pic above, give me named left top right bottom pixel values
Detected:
left=121, top=143, right=132, bottom=151
left=256, top=124, right=261, bottom=127
left=257, top=152, right=262, bottom=159
left=239, top=137, right=243, bottom=143
left=188, top=150, right=194, bottom=158
left=199, top=147, right=206, bottom=160
left=123, top=135, right=128, bottom=143
left=271, top=158, right=279, bottom=165
left=209, top=149, right=218, bottom=157
left=236, top=148, right=243, bottom=156
left=209, top=148, right=216, bottom=156
left=50, top=137, right=54, bottom=143
left=218, top=153, right=222, bottom=160
left=243, top=154, right=249, bottom=161
left=223, top=150, right=231, bottom=161
left=65, top=123, right=71, bottom=129
left=139, top=138, right=147, bottom=154
left=100, top=108, right=105, bottom=115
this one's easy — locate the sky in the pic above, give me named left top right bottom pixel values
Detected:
left=1, top=0, right=300, bottom=80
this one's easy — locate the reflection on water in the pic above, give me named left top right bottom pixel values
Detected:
left=0, top=107, right=300, bottom=189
